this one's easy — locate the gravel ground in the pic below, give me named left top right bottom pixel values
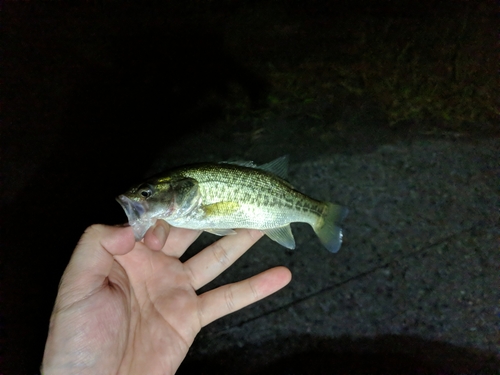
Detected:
left=169, top=135, right=500, bottom=374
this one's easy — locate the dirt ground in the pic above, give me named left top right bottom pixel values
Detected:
left=1, top=1, right=499, bottom=373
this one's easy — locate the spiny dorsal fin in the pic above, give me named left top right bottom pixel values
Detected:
left=220, top=156, right=289, bottom=180
left=219, top=160, right=257, bottom=168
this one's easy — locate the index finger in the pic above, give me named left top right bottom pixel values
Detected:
left=161, top=226, right=203, bottom=257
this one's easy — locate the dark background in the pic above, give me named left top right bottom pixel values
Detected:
left=1, top=0, right=499, bottom=373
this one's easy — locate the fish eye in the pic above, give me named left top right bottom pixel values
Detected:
left=138, top=184, right=154, bottom=198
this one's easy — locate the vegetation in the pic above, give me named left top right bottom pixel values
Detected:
left=218, top=0, right=498, bottom=132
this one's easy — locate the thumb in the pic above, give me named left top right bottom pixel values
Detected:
left=56, top=224, right=136, bottom=306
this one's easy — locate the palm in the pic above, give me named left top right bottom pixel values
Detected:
left=43, top=223, right=291, bottom=375
left=74, top=228, right=211, bottom=374
left=97, top=243, right=199, bottom=374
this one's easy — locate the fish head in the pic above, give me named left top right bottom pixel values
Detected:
left=116, top=181, right=172, bottom=240
left=116, top=177, right=201, bottom=240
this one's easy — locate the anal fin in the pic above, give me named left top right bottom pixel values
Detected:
left=263, top=225, right=296, bottom=249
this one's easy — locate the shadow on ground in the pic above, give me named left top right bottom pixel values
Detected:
left=178, top=334, right=500, bottom=375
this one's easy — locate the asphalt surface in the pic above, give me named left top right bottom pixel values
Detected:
left=1, top=1, right=499, bottom=374
left=174, top=135, right=500, bottom=374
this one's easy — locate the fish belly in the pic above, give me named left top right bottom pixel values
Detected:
left=167, top=196, right=322, bottom=231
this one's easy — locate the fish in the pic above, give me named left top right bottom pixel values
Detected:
left=116, top=156, right=348, bottom=253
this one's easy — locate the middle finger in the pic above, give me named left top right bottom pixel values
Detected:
left=184, top=229, right=264, bottom=290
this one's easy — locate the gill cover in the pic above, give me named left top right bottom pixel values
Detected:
left=168, top=178, right=202, bottom=218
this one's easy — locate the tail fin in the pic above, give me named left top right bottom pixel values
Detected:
left=313, top=202, right=348, bottom=253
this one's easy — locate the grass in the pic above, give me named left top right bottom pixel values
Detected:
left=217, top=0, right=499, bottom=133
left=5, top=0, right=498, bottom=135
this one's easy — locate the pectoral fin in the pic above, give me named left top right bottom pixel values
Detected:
left=203, top=201, right=240, bottom=216
left=264, top=225, right=296, bottom=249
left=201, top=202, right=240, bottom=236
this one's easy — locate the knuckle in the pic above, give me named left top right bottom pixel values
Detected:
left=212, top=242, right=231, bottom=267
left=224, top=285, right=236, bottom=312
left=84, top=224, right=105, bottom=236
left=79, top=224, right=106, bottom=245
left=185, top=263, right=200, bottom=289
left=249, top=280, right=260, bottom=301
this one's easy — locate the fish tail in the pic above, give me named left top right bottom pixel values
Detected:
left=313, top=202, right=348, bottom=253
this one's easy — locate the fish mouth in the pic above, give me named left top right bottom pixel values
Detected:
left=116, top=195, right=150, bottom=240
left=116, top=195, right=147, bottom=222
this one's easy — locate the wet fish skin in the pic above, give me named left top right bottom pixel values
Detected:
left=116, top=156, right=348, bottom=252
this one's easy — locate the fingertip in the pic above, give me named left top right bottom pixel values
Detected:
left=274, top=266, right=292, bottom=286
left=144, top=219, right=170, bottom=251
left=258, top=266, right=292, bottom=297
left=247, top=228, right=265, bottom=241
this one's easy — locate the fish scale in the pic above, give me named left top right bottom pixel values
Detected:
left=184, top=166, right=318, bottom=226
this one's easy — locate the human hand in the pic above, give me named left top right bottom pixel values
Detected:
left=42, top=220, right=291, bottom=375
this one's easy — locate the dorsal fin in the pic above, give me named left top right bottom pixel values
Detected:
left=220, top=156, right=289, bottom=180
left=219, top=160, right=257, bottom=168
left=257, top=155, right=289, bottom=180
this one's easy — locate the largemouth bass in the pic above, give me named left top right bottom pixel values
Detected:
left=116, top=156, right=348, bottom=253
